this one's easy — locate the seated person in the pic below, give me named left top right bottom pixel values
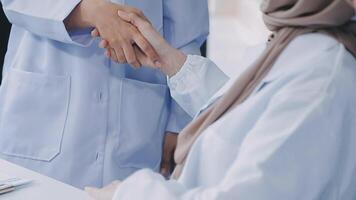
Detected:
left=86, top=0, right=356, bottom=199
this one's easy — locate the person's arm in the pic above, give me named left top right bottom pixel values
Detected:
left=1, top=0, right=90, bottom=46
left=112, top=71, right=344, bottom=200
left=167, top=55, right=228, bottom=118
left=1, top=0, right=159, bottom=65
left=116, top=11, right=228, bottom=119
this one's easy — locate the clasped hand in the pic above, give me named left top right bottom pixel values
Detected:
left=89, top=2, right=186, bottom=76
left=66, top=0, right=187, bottom=75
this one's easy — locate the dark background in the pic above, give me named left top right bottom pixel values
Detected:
left=0, top=3, right=11, bottom=83
left=0, top=4, right=207, bottom=85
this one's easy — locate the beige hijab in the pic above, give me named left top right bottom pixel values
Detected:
left=172, top=0, right=356, bottom=179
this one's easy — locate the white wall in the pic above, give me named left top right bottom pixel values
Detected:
left=207, top=0, right=269, bottom=76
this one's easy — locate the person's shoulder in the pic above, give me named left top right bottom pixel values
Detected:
left=269, top=32, right=355, bottom=96
left=290, top=32, right=340, bottom=51
left=272, top=32, right=349, bottom=78
left=279, top=33, right=341, bottom=67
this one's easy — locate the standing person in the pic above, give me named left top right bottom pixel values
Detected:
left=0, top=0, right=208, bottom=189
left=86, top=0, right=356, bottom=199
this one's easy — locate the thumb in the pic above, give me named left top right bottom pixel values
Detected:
left=117, top=11, right=150, bottom=33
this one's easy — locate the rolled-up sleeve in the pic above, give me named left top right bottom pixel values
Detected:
left=163, top=0, right=209, bottom=132
left=168, top=55, right=229, bottom=118
left=1, top=0, right=93, bottom=46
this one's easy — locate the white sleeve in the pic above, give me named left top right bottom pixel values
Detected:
left=167, top=55, right=229, bottom=118
left=1, top=0, right=93, bottom=46
left=113, top=70, right=346, bottom=200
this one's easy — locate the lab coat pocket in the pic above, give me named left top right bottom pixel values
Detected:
left=115, top=78, right=169, bottom=169
left=0, top=69, right=70, bottom=162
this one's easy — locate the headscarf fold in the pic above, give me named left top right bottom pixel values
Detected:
left=172, top=0, right=356, bottom=179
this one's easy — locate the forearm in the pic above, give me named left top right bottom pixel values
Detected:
left=160, top=47, right=187, bottom=77
left=0, top=0, right=97, bottom=45
left=64, top=0, right=97, bottom=30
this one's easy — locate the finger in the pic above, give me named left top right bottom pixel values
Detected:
left=122, top=42, right=140, bottom=68
left=113, top=47, right=127, bottom=64
left=118, top=8, right=150, bottom=23
left=135, top=46, right=161, bottom=68
left=91, top=29, right=100, bottom=38
left=104, top=49, right=111, bottom=58
left=99, top=40, right=109, bottom=49
left=110, top=48, right=119, bottom=63
left=133, top=34, right=159, bottom=63
left=134, top=46, right=152, bottom=67
left=118, top=11, right=151, bottom=32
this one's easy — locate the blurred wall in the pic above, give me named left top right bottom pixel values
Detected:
left=0, top=3, right=11, bottom=83
left=207, top=0, right=269, bottom=76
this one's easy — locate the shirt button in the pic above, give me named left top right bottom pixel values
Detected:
left=99, top=92, right=103, bottom=101
left=96, top=91, right=105, bottom=103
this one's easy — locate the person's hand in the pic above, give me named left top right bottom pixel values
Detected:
left=160, top=132, right=178, bottom=178
left=65, top=0, right=159, bottom=68
left=95, top=10, right=187, bottom=77
left=85, top=181, right=121, bottom=200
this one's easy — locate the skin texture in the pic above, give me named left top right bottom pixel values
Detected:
left=65, top=0, right=159, bottom=68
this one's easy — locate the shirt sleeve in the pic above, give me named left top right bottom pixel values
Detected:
left=1, top=0, right=93, bottom=46
left=112, top=81, right=344, bottom=200
left=163, top=0, right=209, bottom=132
left=168, top=55, right=229, bottom=118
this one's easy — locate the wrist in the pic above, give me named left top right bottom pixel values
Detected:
left=65, top=0, right=98, bottom=30
left=161, top=47, right=187, bottom=77
left=77, top=0, right=98, bottom=27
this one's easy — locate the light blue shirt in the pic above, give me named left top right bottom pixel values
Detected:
left=113, top=33, right=356, bottom=199
left=0, top=0, right=208, bottom=188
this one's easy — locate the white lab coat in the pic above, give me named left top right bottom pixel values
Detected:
left=113, top=33, right=356, bottom=199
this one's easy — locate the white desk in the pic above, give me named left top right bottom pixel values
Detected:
left=0, top=159, right=93, bottom=200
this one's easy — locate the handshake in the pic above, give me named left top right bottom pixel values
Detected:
left=65, top=0, right=187, bottom=77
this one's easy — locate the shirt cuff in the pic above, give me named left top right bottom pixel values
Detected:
left=168, top=55, right=229, bottom=118
left=57, top=0, right=94, bottom=47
